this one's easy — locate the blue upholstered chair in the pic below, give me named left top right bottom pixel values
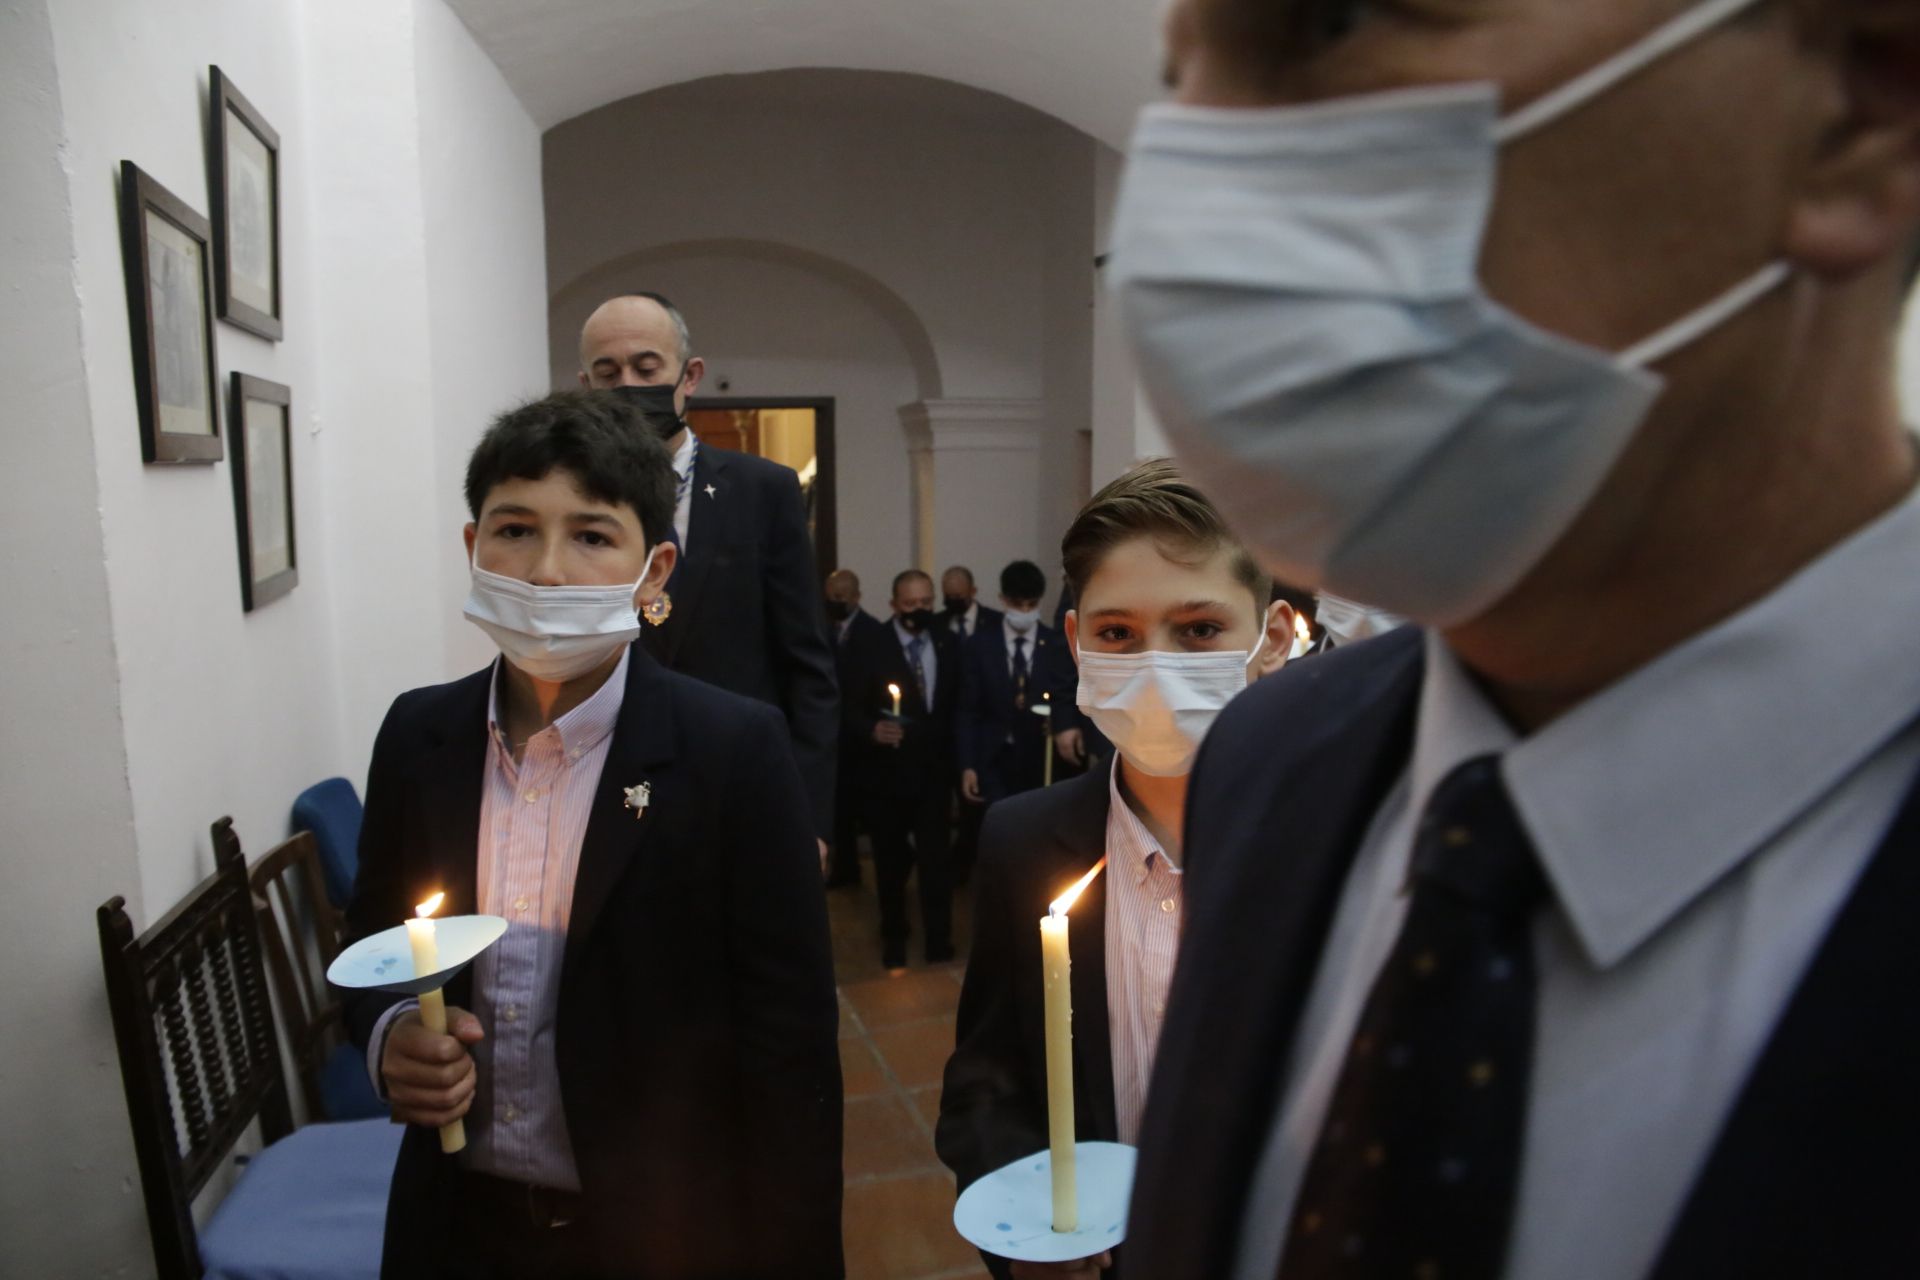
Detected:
left=292, top=777, right=364, bottom=909
left=99, top=818, right=396, bottom=1279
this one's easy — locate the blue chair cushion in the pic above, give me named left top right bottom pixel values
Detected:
left=319, top=1042, right=388, bottom=1122
left=200, top=1118, right=400, bottom=1280
left=292, top=778, right=364, bottom=909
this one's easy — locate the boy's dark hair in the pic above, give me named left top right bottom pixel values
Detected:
left=1000, top=560, right=1046, bottom=601
left=464, top=390, right=675, bottom=546
left=1062, top=458, right=1271, bottom=610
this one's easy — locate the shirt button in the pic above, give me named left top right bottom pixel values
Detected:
left=1160, top=899, right=1175, bottom=913
left=502, top=1004, right=518, bottom=1023
left=569, top=748, right=583, bottom=760
left=1153, top=1001, right=1165, bottom=1017
left=503, top=1104, right=518, bottom=1124
left=524, top=790, right=539, bottom=804
left=514, top=896, right=530, bottom=913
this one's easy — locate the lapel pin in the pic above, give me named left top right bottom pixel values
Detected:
left=623, top=781, right=652, bottom=819
left=704, top=483, right=717, bottom=499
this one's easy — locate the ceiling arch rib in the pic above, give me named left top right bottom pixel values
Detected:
left=442, top=0, right=1165, bottom=147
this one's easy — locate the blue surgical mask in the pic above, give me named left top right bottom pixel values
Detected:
left=1109, top=0, right=1789, bottom=626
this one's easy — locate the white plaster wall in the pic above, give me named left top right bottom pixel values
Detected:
left=415, top=0, right=553, bottom=678
left=0, top=4, right=149, bottom=1272
left=552, top=250, right=922, bottom=608
left=545, top=70, right=1115, bottom=612
left=6, top=0, right=547, bottom=1263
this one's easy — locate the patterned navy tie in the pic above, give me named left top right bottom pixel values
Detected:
left=1281, top=754, right=1545, bottom=1280
left=1012, top=635, right=1029, bottom=710
left=908, top=635, right=929, bottom=706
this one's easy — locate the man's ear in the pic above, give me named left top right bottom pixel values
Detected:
left=576, top=368, right=590, bottom=389
left=1255, top=601, right=1293, bottom=681
left=680, top=356, right=706, bottom=399
left=1783, top=4, right=1920, bottom=282
left=1064, top=610, right=1080, bottom=667
left=637, top=540, right=677, bottom=607
left=463, top=522, right=477, bottom=562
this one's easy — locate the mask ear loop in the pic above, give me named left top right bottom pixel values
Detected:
left=1494, top=0, right=1773, bottom=145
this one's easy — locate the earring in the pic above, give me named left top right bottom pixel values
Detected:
left=642, top=592, right=673, bottom=627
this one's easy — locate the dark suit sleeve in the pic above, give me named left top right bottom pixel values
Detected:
left=340, top=695, right=423, bottom=1055
left=722, top=700, right=845, bottom=1276
left=955, top=637, right=987, bottom=775
left=936, top=811, right=1044, bottom=1280
left=759, top=464, right=840, bottom=839
left=840, top=626, right=883, bottom=747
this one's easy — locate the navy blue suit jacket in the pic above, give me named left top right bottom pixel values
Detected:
left=1125, top=628, right=1920, bottom=1278
left=954, top=619, right=1074, bottom=798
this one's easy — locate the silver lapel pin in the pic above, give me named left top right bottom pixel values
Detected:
left=623, top=781, right=652, bottom=819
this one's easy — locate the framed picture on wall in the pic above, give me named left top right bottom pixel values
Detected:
left=119, top=161, right=222, bottom=464
left=229, top=373, right=297, bottom=610
left=210, top=67, right=282, bottom=340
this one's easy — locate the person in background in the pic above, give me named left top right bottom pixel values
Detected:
left=956, top=560, right=1075, bottom=809
left=1116, top=1, right=1920, bottom=1276
left=938, top=460, right=1296, bottom=1279
left=940, top=564, right=1001, bottom=882
left=941, top=565, right=1003, bottom=641
left=825, top=568, right=883, bottom=888
left=578, top=292, right=839, bottom=870
left=344, top=391, right=841, bottom=1278
left=841, top=569, right=962, bottom=969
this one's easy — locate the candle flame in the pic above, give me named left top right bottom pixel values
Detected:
left=1294, top=614, right=1312, bottom=647
left=887, top=682, right=901, bottom=697
left=1049, top=857, right=1108, bottom=917
left=415, top=892, right=444, bottom=919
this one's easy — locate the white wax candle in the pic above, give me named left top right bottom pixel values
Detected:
left=889, top=683, right=902, bottom=717
left=406, top=896, right=466, bottom=1154
left=1039, top=857, right=1106, bottom=1233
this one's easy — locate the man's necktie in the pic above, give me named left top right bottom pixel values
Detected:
left=1012, top=635, right=1029, bottom=710
left=1280, top=755, right=1545, bottom=1280
left=908, top=635, right=928, bottom=706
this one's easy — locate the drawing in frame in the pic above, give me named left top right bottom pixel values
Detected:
left=120, top=161, right=222, bottom=464
left=210, top=67, right=282, bottom=340
left=229, top=373, right=298, bottom=611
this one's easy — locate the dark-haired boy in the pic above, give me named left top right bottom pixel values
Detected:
left=955, top=560, right=1075, bottom=808
left=342, top=390, right=843, bottom=1278
left=937, top=461, right=1295, bottom=1279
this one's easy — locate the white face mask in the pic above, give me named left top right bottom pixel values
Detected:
left=1004, top=608, right=1041, bottom=634
left=463, top=548, right=657, bottom=682
left=1314, top=592, right=1406, bottom=649
left=1076, top=637, right=1264, bottom=778
left=1109, top=0, right=1789, bottom=626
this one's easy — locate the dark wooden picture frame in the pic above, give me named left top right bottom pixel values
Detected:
left=229, top=373, right=298, bottom=610
left=210, top=67, right=283, bottom=340
left=119, top=161, right=222, bottom=464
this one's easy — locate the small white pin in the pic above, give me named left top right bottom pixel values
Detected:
left=704, top=483, right=717, bottom=499
left=623, top=782, right=652, bottom=818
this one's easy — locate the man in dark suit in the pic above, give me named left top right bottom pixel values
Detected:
left=841, top=569, right=962, bottom=968
left=345, top=391, right=841, bottom=1278
left=1120, top=3, right=1920, bottom=1277
left=956, top=560, right=1074, bottom=808
left=579, top=293, right=839, bottom=866
left=940, top=565, right=1003, bottom=642
left=825, top=569, right=884, bottom=888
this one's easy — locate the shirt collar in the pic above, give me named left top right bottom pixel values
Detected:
left=487, top=647, right=631, bottom=758
left=892, top=618, right=927, bottom=647
left=1107, top=756, right=1181, bottom=882
left=1413, top=479, right=1920, bottom=970
left=671, top=430, right=696, bottom=480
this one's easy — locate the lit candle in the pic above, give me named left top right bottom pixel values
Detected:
left=404, top=892, right=465, bottom=1154
left=1040, top=858, right=1107, bottom=1232
left=888, top=682, right=902, bottom=717
left=1292, top=613, right=1313, bottom=660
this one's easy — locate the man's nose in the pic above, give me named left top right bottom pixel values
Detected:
left=530, top=537, right=568, bottom=585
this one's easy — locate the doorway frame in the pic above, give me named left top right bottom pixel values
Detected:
left=685, top=395, right=838, bottom=579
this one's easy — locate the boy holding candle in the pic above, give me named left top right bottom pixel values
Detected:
left=936, top=460, right=1300, bottom=1277
left=342, top=390, right=843, bottom=1279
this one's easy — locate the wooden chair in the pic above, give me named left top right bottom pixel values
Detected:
left=236, top=825, right=384, bottom=1121
left=99, top=817, right=398, bottom=1279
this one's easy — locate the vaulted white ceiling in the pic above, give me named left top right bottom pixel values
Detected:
left=441, top=0, right=1167, bottom=145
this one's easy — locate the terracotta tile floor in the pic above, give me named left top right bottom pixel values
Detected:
left=831, top=859, right=990, bottom=1280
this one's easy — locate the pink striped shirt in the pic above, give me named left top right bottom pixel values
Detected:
left=366, top=650, right=627, bottom=1190
left=1102, top=758, right=1185, bottom=1145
